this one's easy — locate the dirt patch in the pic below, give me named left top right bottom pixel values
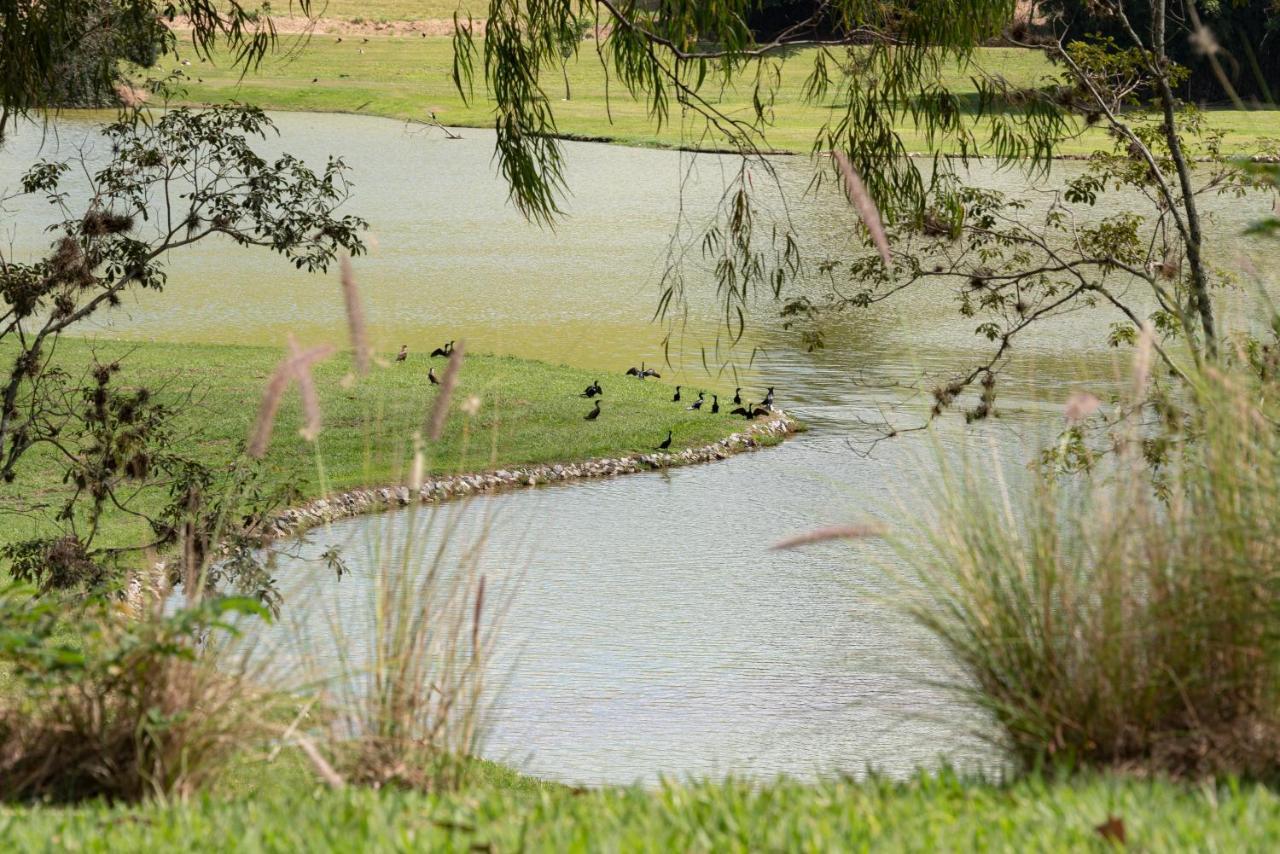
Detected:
left=169, top=15, right=485, bottom=37
left=169, top=15, right=616, bottom=39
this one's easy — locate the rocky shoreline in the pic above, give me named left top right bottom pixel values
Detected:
left=269, top=412, right=798, bottom=536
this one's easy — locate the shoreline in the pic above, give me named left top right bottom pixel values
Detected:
left=147, top=103, right=1280, bottom=164
left=269, top=411, right=798, bottom=536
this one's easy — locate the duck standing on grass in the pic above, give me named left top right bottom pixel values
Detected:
left=428, top=367, right=440, bottom=385
left=584, top=400, right=601, bottom=421
left=687, top=391, right=705, bottom=411
left=711, top=395, right=720, bottom=414
left=672, top=386, right=682, bottom=403
left=395, top=344, right=408, bottom=363
left=656, top=430, right=672, bottom=450
left=733, top=387, right=742, bottom=404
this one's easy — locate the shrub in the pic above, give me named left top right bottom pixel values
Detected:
left=897, top=339, right=1280, bottom=779
left=0, top=581, right=275, bottom=802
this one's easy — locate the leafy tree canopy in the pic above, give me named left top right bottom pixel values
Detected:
left=0, top=1, right=312, bottom=139
left=459, top=0, right=1277, bottom=447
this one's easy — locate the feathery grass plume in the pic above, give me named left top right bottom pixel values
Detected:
left=339, top=255, right=370, bottom=376
left=247, top=361, right=294, bottom=460
left=409, top=431, right=426, bottom=492
left=288, top=333, right=324, bottom=442
left=112, top=82, right=148, bottom=108
left=771, top=523, right=886, bottom=550
left=294, top=733, right=346, bottom=790
left=426, top=340, right=466, bottom=441
left=247, top=343, right=335, bottom=458
left=833, top=151, right=892, bottom=268
left=1063, top=391, right=1101, bottom=423
left=1131, top=321, right=1155, bottom=401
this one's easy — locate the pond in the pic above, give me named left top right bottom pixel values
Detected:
left=2, top=112, right=1276, bottom=784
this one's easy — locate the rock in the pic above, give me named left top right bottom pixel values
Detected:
left=267, top=411, right=798, bottom=534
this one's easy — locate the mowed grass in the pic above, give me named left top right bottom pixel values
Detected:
left=6, top=769, right=1280, bottom=850
left=160, top=37, right=1280, bottom=156
left=0, top=337, right=764, bottom=552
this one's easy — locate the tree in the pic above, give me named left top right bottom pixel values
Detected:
left=0, top=105, right=365, bottom=600
left=1042, top=0, right=1280, bottom=103
left=458, top=0, right=1277, bottom=421
left=0, top=1, right=310, bottom=140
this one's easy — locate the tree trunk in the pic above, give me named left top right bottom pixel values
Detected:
left=1152, top=0, right=1218, bottom=358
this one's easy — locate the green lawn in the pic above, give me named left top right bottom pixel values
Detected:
left=160, top=37, right=1280, bottom=156
left=6, top=768, right=1280, bottom=850
left=0, top=337, right=763, bottom=552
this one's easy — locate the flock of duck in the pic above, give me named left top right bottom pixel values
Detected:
left=398, top=342, right=778, bottom=452
left=584, top=363, right=777, bottom=450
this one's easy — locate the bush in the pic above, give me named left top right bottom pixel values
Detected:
left=898, top=338, right=1280, bottom=779
left=0, top=581, right=275, bottom=802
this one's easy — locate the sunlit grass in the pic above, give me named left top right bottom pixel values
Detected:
left=158, top=38, right=1280, bottom=156
left=0, top=337, right=764, bottom=552
left=7, top=768, right=1280, bottom=849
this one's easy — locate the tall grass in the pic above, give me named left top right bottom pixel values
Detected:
left=0, top=580, right=276, bottom=802
left=273, top=332, right=500, bottom=793
left=897, top=335, right=1280, bottom=778
left=313, top=500, right=497, bottom=792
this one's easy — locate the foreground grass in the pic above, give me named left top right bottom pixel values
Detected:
left=161, top=37, right=1280, bottom=156
left=6, top=769, right=1280, bottom=850
left=0, top=337, right=762, bottom=552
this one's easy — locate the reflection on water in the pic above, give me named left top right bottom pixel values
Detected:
left=3, top=113, right=1277, bottom=784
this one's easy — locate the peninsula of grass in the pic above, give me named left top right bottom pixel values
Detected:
left=0, top=337, right=775, bottom=553
left=7, top=768, right=1280, bottom=850
left=159, top=37, right=1280, bottom=157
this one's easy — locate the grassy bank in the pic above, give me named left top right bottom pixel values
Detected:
left=160, top=37, right=1280, bottom=156
left=7, top=769, right=1280, bottom=850
left=0, top=337, right=765, bottom=552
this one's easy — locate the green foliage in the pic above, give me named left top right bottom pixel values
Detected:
left=0, top=582, right=275, bottom=803
left=457, top=0, right=1066, bottom=225
left=0, top=106, right=365, bottom=598
left=1043, top=0, right=1280, bottom=102
left=2, top=536, right=110, bottom=595
left=0, top=2, right=315, bottom=139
